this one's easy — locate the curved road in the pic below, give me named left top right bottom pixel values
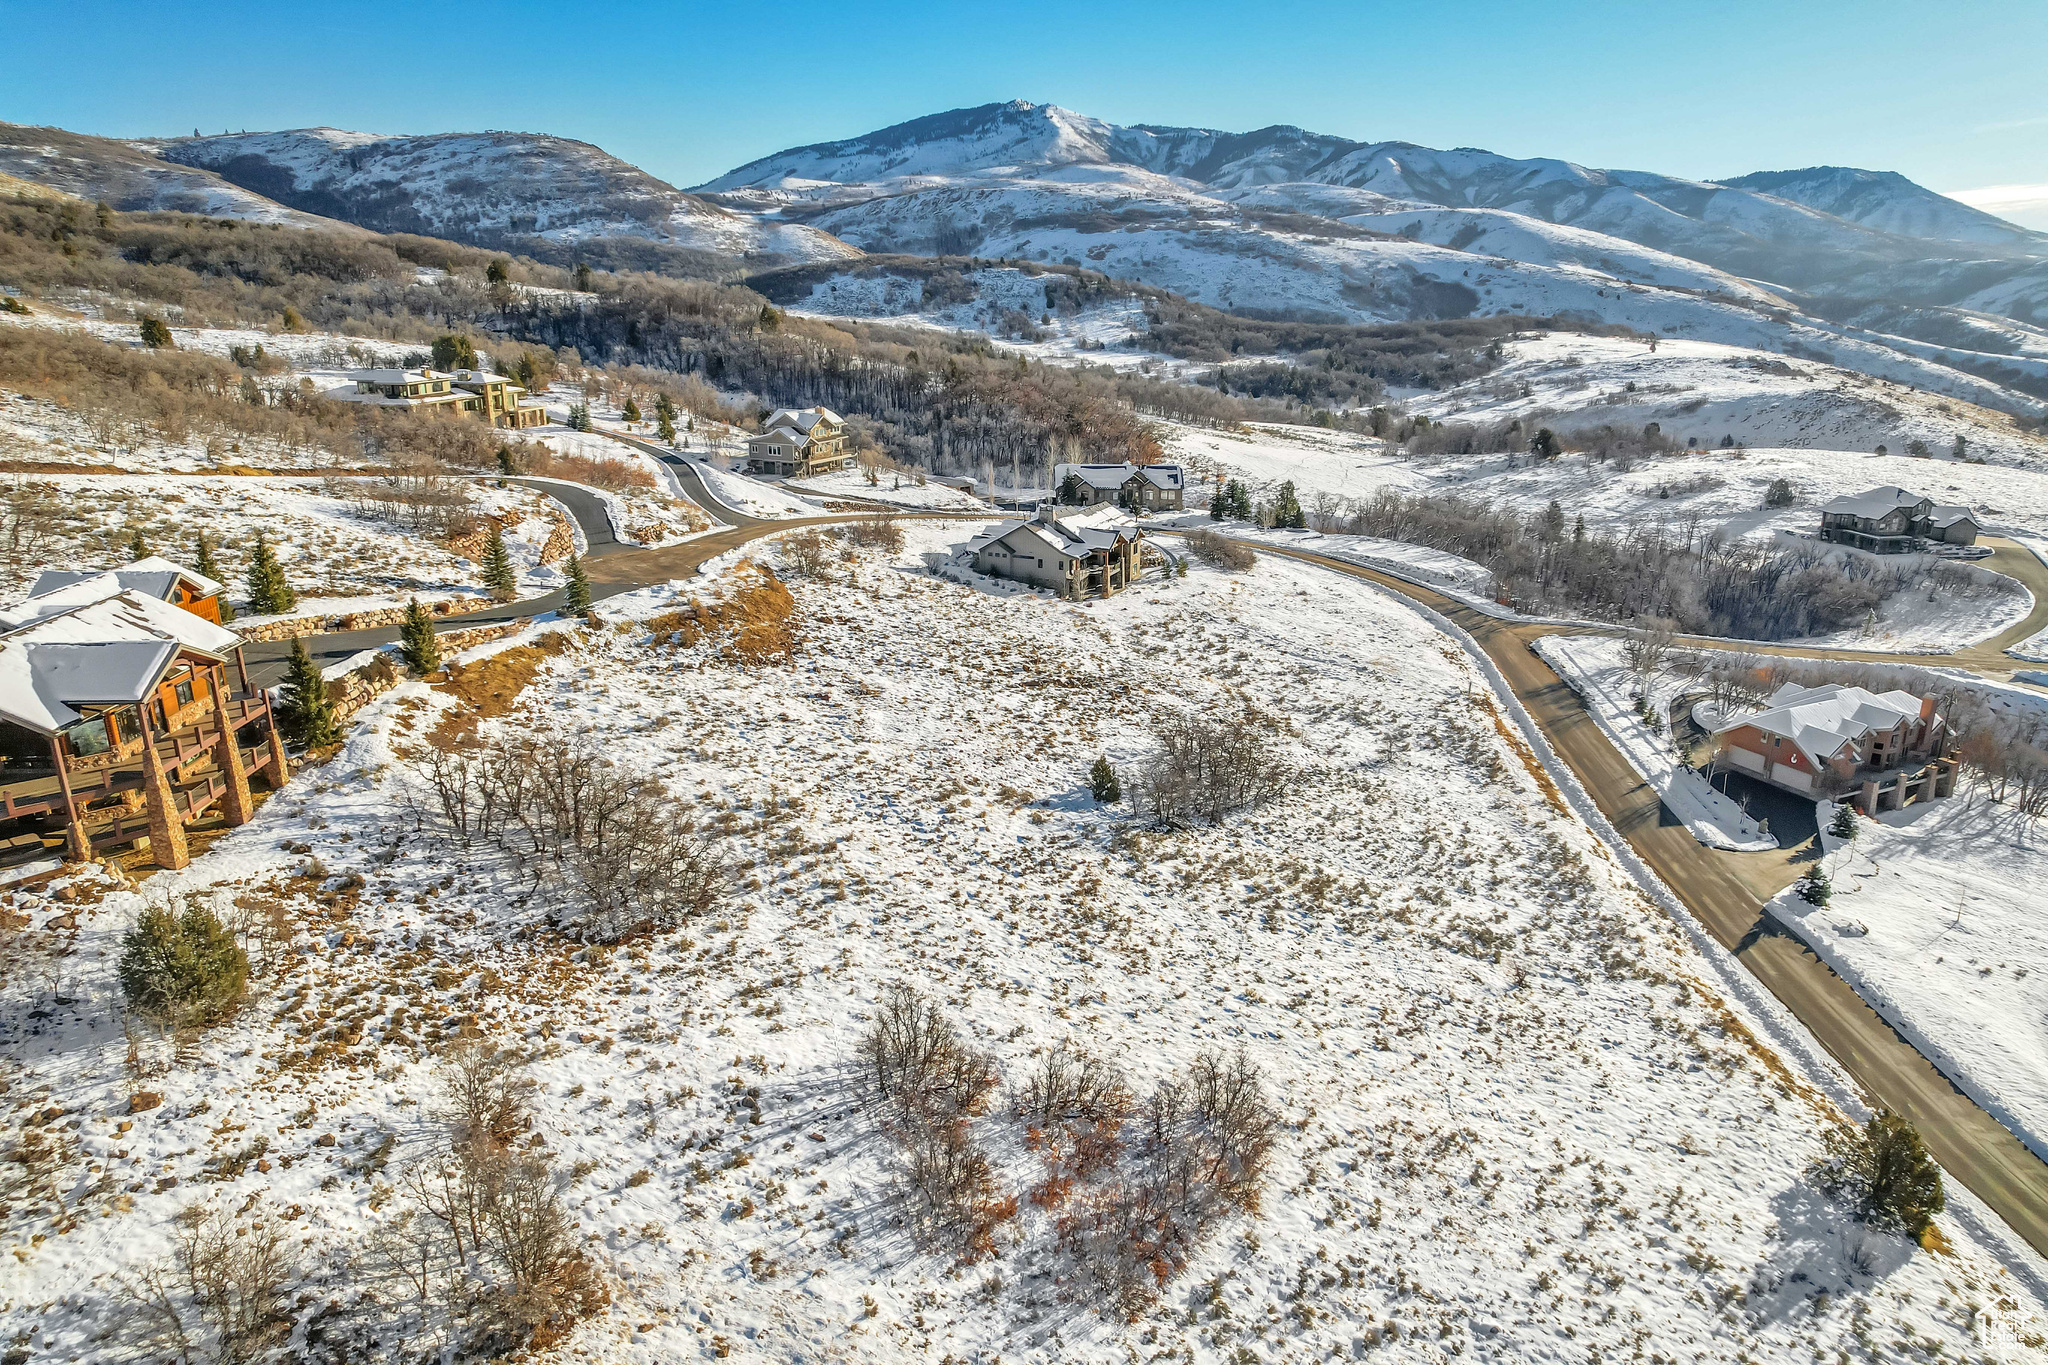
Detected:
left=1222, top=535, right=2048, bottom=1261
left=244, top=479, right=2048, bottom=1259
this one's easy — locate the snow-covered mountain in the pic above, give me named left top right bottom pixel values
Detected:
left=148, top=127, right=856, bottom=266
left=0, top=123, right=349, bottom=228
left=1724, top=166, right=2044, bottom=247
left=698, top=100, right=2048, bottom=409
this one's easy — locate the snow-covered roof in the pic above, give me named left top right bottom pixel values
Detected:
left=349, top=367, right=440, bottom=384
left=1055, top=461, right=1184, bottom=492
left=0, top=590, right=239, bottom=735
left=1714, top=682, right=1928, bottom=769
left=1926, top=504, right=1977, bottom=529
left=749, top=425, right=809, bottom=447
left=21, top=556, right=222, bottom=618
left=968, top=508, right=1143, bottom=559
left=763, top=407, right=842, bottom=434
left=1819, top=486, right=1932, bottom=519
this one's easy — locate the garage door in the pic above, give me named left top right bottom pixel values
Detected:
left=1726, top=746, right=1766, bottom=774
left=1770, top=763, right=1813, bottom=792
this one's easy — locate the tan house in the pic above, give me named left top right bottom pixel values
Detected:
left=967, top=508, right=1144, bottom=598
left=329, top=367, right=548, bottom=430
left=746, top=407, right=854, bottom=477
left=1712, top=682, right=1955, bottom=813
left=1055, top=461, right=1185, bottom=513
left=0, top=568, right=287, bottom=871
left=1818, top=486, right=1979, bottom=553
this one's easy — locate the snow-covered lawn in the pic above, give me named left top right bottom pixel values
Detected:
left=784, top=465, right=989, bottom=511
left=3, top=526, right=2043, bottom=1362
left=1533, top=634, right=1779, bottom=852
left=690, top=460, right=823, bottom=518
left=1, top=474, right=569, bottom=606
left=1770, top=797, right=2048, bottom=1164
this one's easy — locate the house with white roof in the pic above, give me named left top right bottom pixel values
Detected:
left=1712, top=681, right=1955, bottom=811
left=1818, top=486, right=1979, bottom=553
left=9, top=555, right=225, bottom=627
left=967, top=506, right=1145, bottom=597
left=0, top=563, right=287, bottom=870
left=1054, top=461, right=1185, bottom=513
left=326, top=366, right=548, bottom=430
left=745, top=407, right=854, bottom=477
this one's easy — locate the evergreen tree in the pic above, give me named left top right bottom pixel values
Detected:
left=1539, top=500, right=1567, bottom=542
left=1813, top=1111, right=1945, bottom=1241
left=1229, top=480, right=1254, bottom=520
left=1271, top=481, right=1305, bottom=529
left=398, top=598, right=442, bottom=675
left=1829, top=804, right=1859, bottom=840
left=191, top=531, right=217, bottom=579
left=657, top=410, right=677, bottom=444
left=563, top=554, right=593, bottom=618
left=126, top=527, right=147, bottom=561
left=244, top=533, right=296, bottom=615
left=574, top=262, right=593, bottom=292
left=118, top=903, right=248, bottom=1027
left=1529, top=427, right=1562, bottom=460
left=1089, top=755, right=1121, bottom=804
left=566, top=402, right=592, bottom=432
left=486, top=258, right=510, bottom=285
left=280, top=304, right=303, bottom=333
left=496, top=446, right=518, bottom=476
left=138, top=316, right=174, bottom=348
left=481, top=524, right=518, bottom=601
left=1797, top=863, right=1832, bottom=906
left=622, top=396, right=642, bottom=423
left=280, top=635, right=341, bottom=749
left=430, top=334, right=479, bottom=371
left=655, top=392, right=677, bottom=425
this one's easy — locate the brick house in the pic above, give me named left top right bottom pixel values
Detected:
left=1711, top=682, right=1955, bottom=811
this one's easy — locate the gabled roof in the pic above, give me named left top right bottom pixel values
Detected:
left=1819, top=486, right=1932, bottom=519
left=968, top=508, right=1143, bottom=559
left=1714, top=682, right=1927, bottom=770
left=20, top=556, right=222, bottom=621
left=1925, top=505, right=1977, bottom=529
left=763, top=407, right=842, bottom=434
left=0, top=590, right=239, bottom=735
left=1055, top=461, right=1184, bottom=492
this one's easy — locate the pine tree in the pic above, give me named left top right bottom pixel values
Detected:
left=244, top=533, right=296, bottom=615
left=496, top=446, right=518, bottom=476
left=280, top=636, right=341, bottom=749
left=1271, top=481, right=1305, bottom=529
left=481, top=524, right=518, bottom=601
left=398, top=598, right=442, bottom=675
left=1529, top=427, right=1562, bottom=460
left=138, top=316, right=174, bottom=348
left=655, top=392, right=677, bottom=424
left=1830, top=804, right=1859, bottom=840
left=1797, top=863, right=1832, bottom=906
left=622, top=395, right=642, bottom=423
left=126, top=528, right=147, bottom=561
left=1813, top=1111, right=1945, bottom=1241
left=657, top=411, right=677, bottom=444
left=486, top=258, right=510, bottom=285
left=574, top=262, right=593, bottom=292
left=191, top=533, right=217, bottom=579
left=1089, top=755, right=1121, bottom=804
left=563, top=554, right=592, bottom=618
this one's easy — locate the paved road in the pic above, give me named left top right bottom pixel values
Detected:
left=1228, top=536, right=2048, bottom=1261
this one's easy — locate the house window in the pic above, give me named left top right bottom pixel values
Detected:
left=174, top=679, right=194, bottom=708
left=68, top=717, right=111, bottom=757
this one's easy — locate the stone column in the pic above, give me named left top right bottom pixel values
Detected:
left=265, top=712, right=290, bottom=786
left=216, top=709, right=254, bottom=829
left=135, top=714, right=190, bottom=871
left=1860, top=778, right=1880, bottom=817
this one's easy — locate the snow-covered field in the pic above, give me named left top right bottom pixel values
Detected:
left=0, top=473, right=568, bottom=607
left=1534, top=635, right=1778, bottom=851
left=784, top=465, right=989, bottom=510
left=5, top=524, right=2045, bottom=1362
left=690, top=460, right=824, bottom=519
left=1770, top=798, right=2048, bottom=1165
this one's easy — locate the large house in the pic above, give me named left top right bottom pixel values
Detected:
left=11, top=556, right=226, bottom=626
left=328, top=367, right=549, bottom=430
left=1055, top=462, right=1185, bottom=513
left=0, top=562, right=286, bottom=870
left=1712, top=682, right=1956, bottom=812
left=1818, top=486, right=1979, bottom=553
left=967, top=508, right=1145, bottom=598
left=746, top=407, right=855, bottom=477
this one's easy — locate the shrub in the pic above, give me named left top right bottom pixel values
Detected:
left=1088, top=755, right=1121, bottom=804
left=118, top=903, right=249, bottom=1027
left=138, top=316, right=175, bottom=348
left=1811, top=1110, right=1945, bottom=1242
left=778, top=529, right=834, bottom=579
left=1182, top=529, right=1256, bottom=572
left=1765, top=477, right=1796, bottom=508
left=859, top=986, right=998, bottom=1124
left=1829, top=804, right=1859, bottom=840
left=845, top=518, right=907, bottom=553
left=1136, top=701, right=1292, bottom=827
left=1797, top=863, right=1832, bottom=906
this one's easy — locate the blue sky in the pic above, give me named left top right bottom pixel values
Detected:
left=6, top=0, right=2044, bottom=196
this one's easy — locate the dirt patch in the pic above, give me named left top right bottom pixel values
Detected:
left=1477, top=696, right=1570, bottom=818
left=645, top=561, right=800, bottom=666
left=432, top=632, right=573, bottom=734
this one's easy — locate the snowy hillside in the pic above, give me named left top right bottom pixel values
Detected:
left=1726, top=167, right=2046, bottom=248
left=148, top=128, right=856, bottom=264
left=0, top=123, right=346, bottom=228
